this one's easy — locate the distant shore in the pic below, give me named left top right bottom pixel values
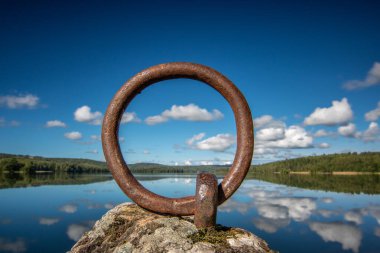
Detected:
left=1, top=152, right=379, bottom=175
left=288, top=171, right=380, bottom=175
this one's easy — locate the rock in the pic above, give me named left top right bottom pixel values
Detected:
left=70, top=203, right=274, bottom=253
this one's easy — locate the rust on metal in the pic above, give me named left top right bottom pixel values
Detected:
left=102, top=62, right=254, bottom=216
left=194, top=172, right=218, bottom=228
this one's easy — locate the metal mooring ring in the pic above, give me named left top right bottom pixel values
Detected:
left=102, top=62, right=254, bottom=216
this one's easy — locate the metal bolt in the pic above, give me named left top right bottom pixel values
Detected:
left=194, top=172, right=218, bottom=228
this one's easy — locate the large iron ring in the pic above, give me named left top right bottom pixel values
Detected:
left=102, top=62, right=254, bottom=215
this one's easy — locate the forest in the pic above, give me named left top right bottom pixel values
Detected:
left=251, top=152, right=380, bottom=174
left=1, top=152, right=379, bottom=175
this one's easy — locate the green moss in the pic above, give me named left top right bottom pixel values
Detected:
left=188, top=225, right=236, bottom=246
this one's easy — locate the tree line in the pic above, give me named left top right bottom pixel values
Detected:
left=1, top=152, right=379, bottom=175
left=251, top=152, right=380, bottom=174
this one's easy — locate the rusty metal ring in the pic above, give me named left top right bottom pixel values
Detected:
left=102, top=62, right=254, bottom=215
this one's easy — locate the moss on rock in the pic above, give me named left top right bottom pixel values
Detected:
left=70, top=203, right=274, bottom=253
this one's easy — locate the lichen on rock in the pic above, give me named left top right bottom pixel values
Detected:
left=69, top=203, right=274, bottom=253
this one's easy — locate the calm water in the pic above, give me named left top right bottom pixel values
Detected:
left=0, top=174, right=380, bottom=253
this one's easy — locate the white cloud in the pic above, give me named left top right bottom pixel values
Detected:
left=304, top=98, right=353, bottom=126
left=145, top=115, right=168, bottom=125
left=365, top=101, right=380, bottom=121
left=39, top=217, right=60, bottom=226
left=254, top=118, right=313, bottom=160
left=45, top=120, right=66, bottom=128
left=343, top=62, right=380, bottom=90
left=264, top=125, right=313, bottom=149
left=186, top=133, right=206, bottom=146
left=309, top=222, right=362, bottom=253
left=143, top=150, right=150, bottom=155
left=254, top=146, right=275, bottom=155
left=74, top=105, right=102, bottom=125
left=145, top=104, right=223, bottom=125
left=314, top=129, right=331, bottom=137
left=359, top=122, right=379, bottom=142
left=253, top=115, right=316, bottom=156
left=0, top=238, right=26, bottom=253
left=121, top=112, right=141, bottom=124
left=256, top=127, right=285, bottom=141
left=64, top=131, right=82, bottom=140
left=318, top=142, right=330, bottom=149
left=335, top=122, right=379, bottom=142
left=184, top=160, right=192, bottom=166
left=59, top=204, right=78, bottom=213
left=0, top=94, right=39, bottom=109
left=254, top=115, right=273, bottom=128
left=338, top=123, right=357, bottom=137
left=253, top=115, right=285, bottom=129
left=163, top=104, right=223, bottom=121
left=194, top=133, right=235, bottom=152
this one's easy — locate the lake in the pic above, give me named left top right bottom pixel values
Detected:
left=0, top=173, right=380, bottom=253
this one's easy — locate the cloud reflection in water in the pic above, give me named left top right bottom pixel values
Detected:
left=218, top=180, right=380, bottom=252
left=0, top=238, right=26, bottom=253
left=309, top=222, right=362, bottom=253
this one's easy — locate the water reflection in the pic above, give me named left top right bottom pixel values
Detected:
left=38, top=218, right=60, bottom=226
left=0, top=238, right=26, bottom=253
left=375, top=227, right=380, bottom=237
left=67, top=221, right=95, bottom=242
left=0, top=219, right=11, bottom=225
left=59, top=204, right=78, bottom=214
left=0, top=175, right=379, bottom=253
left=321, top=197, right=334, bottom=203
left=0, top=172, right=112, bottom=189
left=252, top=173, right=380, bottom=194
left=317, top=209, right=340, bottom=218
left=309, top=222, right=362, bottom=253
left=219, top=180, right=380, bottom=253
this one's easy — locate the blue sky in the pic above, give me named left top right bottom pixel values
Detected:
left=0, top=0, right=379, bottom=165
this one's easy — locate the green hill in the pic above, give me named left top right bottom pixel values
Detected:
left=1, top=152, right=380, bottom=175
left=1, top=152, right=379, bottom=193
left=0, top=153, right=108, bottom=173
left=251, top=152, right=380, bottom=174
